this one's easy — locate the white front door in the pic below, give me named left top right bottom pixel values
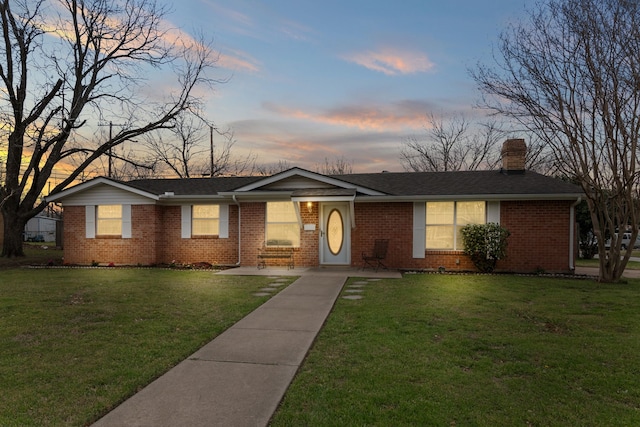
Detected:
left=320, top=202, right=351, bottom=265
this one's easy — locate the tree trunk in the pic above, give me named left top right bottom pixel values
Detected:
left=1, top=210, right=26, bottom=258
left=598, top=247, right=627, bottom=283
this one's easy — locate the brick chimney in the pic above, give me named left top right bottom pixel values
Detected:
left=501, top=139, right=527, bottom=174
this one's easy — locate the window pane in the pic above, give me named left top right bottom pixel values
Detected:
left=426, top=202, right=454, bottom=225
left=193, top=205, right=219, bottom=219
left=456, top=202, right=485, bottom=250
left=426, top=202, right=454, bottom=249
left=99, top=205, right=122, bottom=219
left=266, top=224, right=300, bottom=246
left=96, top=205, right=122, bottom=235
left=97, top=219, right=122, bottom=235
left=266, top=201, right=296, bottom=222
left=457, top=201, right=485, bottom=225
left=192, top=205, right=220, bottom=236
left=266, top=202, right=299, bottom=247
left=193, top=219, right=219, bottom=235
left=426, top=225, right=454, bottom=250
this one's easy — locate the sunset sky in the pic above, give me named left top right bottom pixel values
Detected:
left=165, top=0, right=529, bottom=173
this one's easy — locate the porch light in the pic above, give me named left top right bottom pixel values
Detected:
left=306, top=201, right=313, bottom=213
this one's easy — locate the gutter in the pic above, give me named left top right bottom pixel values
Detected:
left=352, top=193, right=585, bottom=203
left=569, top=196, right=582, bottom=271
left=232, top=195, right=241, bottom=266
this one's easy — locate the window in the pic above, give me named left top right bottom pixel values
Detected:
left=181, top=205, right=229, bottom=239
left=96, top=205, right=122, bottom=236
left=266, top=201, right=300, bottom=247
left=192, top=205, right=220, bottom=236
left=426, top=201, right=485, bottom=250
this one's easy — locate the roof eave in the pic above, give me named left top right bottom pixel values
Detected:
left=353, top=193, right=584, bottom=202
left=46, top=177, right=160, bottom=202
left=218, top=191, right=294, bottom=200
left=157, top=194, right=229, bottom=204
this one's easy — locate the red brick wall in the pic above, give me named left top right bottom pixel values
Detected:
left=63, top=205, right=161, bottom=265
left=62, top=199, right=576, bottom=272
left=240, top=202, right=320, bottom=268
left=351, top=200, right=575, bottom=273
left=63, top=204, right=240, bottom=266
left=298, top=202, right=320, bottom=267
left=498, top=200, right=573, bottom=273
left=159, top=205, right=240, bottom=266
left=240, top=202, right=266, bottom=266
left=352, top=202, right=413, bottom=269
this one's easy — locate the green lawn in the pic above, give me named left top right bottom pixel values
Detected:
left=0, top=268, right=294, bottom=426
left=0, top=243, right=63, bottom=269
left=271, top=274, right=640, bottom=426
left=576, top=257, right=640, bottom=270
left=2, top=266, right=640, bottom=426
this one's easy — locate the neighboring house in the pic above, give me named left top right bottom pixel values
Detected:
left=46, top=139, right=583, bottom=273
left=24, top=214, right=59, bottom=242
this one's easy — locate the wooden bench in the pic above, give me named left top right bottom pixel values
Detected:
left=257, top=245, right=294, bottom=269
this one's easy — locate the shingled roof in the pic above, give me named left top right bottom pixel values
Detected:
left=125, top=176, right=262, bottom=196
left=331, top=170, right=582, bottom=197
left=123, top=169, right=581, bottom=198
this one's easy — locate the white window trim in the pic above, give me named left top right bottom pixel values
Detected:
left=181, top=204, right=229, bottom=239
left=413, top=201, right=499, bottom=256
left=412, top=202, right=426, bottom=258
left=85, top=204, right=131, bottom=239
left=86, top=205, right=96, bottom=239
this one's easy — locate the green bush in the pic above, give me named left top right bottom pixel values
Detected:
left=460, top=223, right=510, bottom=272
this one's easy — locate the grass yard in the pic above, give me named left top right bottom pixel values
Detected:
left=0, top=268, right=295, bottom=426
left=271, top=274, right=640, bottom=426
left=0, top=243, right=63, bottom=269
left=576, top=257, right=640, bottom=270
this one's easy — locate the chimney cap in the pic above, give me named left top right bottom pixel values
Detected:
left=501, top=139, right=527, bottom=173
left=501, top=138, right=527, bottom=153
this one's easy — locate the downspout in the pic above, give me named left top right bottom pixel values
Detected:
left=569, top=196, right=582, bottom=272
left=232, top=195, right=241, bottom=266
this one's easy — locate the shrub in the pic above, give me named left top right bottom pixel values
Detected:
left=460, top=223, right=510, bottom=273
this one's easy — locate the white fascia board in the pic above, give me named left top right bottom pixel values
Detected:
left=45, top=177, right=159, bottom=202
left=218, top=191, right=294, bottom=200
left=157, top=195, right=228, bottom=204
left=353, top=193, right=584, bottom=202
left=291, top=195, right=356, bottom=203
left=158, top=196, right=233, bottom=206
left=232, top=167, right=385, bottom=196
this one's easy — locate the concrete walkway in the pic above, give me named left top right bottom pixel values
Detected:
left=92, top=267, right=400, bottom=427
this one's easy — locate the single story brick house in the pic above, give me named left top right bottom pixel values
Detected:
left=46, top=139, right=583, bottom=273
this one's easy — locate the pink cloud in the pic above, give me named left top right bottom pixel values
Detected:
left=344, top=47, right=434, bottom=75
left=263, top=101, right=427, bottom=131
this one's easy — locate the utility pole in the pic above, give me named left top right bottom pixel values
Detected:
left=108, top=121, right=113, bottom=178
left=210, top=125, right=214, bottom=177
left=98, top=121, right=124, bottom=178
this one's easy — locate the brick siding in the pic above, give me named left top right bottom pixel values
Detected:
left=63, top=205, right=161, bottom=265
left=62, top=199, right=575, bottom=272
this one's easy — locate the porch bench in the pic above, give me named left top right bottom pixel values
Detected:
left=257, top=244, right=294, bottom=269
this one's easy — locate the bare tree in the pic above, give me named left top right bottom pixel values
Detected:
left=145, top=114, right=209, bottom=178
left=316, top=156, right=354, bottom=175
left=255, top=160, right=293, bottom=176
left=400, top=113, right=507, bottom=172
left=142, top=112, right=257, bottom=178
left=472, top=0, right=640, bottom=282
left=0, top=0, right=220, bottom=256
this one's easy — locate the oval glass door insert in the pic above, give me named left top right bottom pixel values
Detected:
left=327, top=208, right=344, bottom=255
